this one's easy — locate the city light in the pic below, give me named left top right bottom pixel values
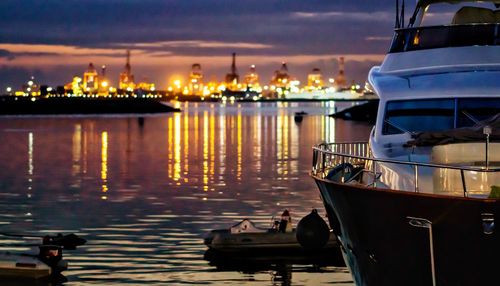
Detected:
left=1, top=54, right=365, bottom=100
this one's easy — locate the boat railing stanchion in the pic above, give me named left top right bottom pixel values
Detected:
left=484, top=125, right=491, bottom=170
left=341, top=155, right=346, bottom=182
left=461, top=169, right=468, bottom=198
left=321, top=145, right=326, bottom=173
left=414, top=165, right=419, bottom=193
left=373, top=160, right=377, bottom=188
left=407, top=217, right=436, bottom=286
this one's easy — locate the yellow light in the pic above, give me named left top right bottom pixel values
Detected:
left=101, top=81, right=108, bottom=88
left=47, top=87, right=53, bottom=92
left=413, top=32, right=420, bottom=45
left=28, top=81, right=34, bottom=86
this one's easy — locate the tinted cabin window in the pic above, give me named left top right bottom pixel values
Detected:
left=457, top=98, right=500, bottom=127
left=383, top=99, right=455, bottom=135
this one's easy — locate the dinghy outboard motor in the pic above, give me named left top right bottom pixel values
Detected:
left=39, top=233, right=87, bottom=273
left=296, top=209, right=330, bottom=250
left=43, top=233, right=87, bottom=250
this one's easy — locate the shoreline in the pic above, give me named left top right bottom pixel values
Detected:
left=0, top=96, right=180, bottom=116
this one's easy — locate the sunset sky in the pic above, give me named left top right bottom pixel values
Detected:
left=0, top=0, right=398, bottom=89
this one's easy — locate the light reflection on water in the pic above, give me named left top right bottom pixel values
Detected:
left=0, top=101, right=371, bottom=285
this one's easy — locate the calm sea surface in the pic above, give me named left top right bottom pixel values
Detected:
left=0, top=101, right=372, bottom=286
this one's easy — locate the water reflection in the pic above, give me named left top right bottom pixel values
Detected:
left=0, top=102, right=371, bottom=285
left=101, top=131, right=108, bottom=199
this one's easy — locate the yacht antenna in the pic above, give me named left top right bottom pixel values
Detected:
left=395, top=0, right=400, bottom=28
left=401, top=0, right=405, bottom=28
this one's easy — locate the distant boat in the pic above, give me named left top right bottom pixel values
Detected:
left=294, top=111, right=307, bottom=123
left=329, top=100, right=379, bottom=122
left=285, top=88, right=363, bottom=101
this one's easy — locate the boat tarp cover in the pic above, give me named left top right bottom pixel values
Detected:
left=407, top=114, right=500, bottom=146
left=230, top=219, right=266, bottom=234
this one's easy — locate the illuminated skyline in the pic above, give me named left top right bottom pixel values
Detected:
left=0, top=0, right=396, bottom=89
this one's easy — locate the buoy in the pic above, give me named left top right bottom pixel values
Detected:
left=296, top=209, right=330, bottom=250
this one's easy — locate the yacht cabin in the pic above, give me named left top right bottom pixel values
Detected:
left=368, top=0, right=500, bottom=196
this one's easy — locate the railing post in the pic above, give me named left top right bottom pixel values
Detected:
left=341, top=156, right=346, bottom=182
left=461, top=169, right=467, bottom=198
left=321, top=145, right=326, bottom=174
left=414, top=165, right=419, bottom=193
left=407, top=217, right=436, bottom=286
left=373, top=161, right=377, bottom=188
left=312, top=149, right=317, bottom=173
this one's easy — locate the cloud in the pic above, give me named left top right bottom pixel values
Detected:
left=0, top=44, right=120, bottom=57
left=365, top=36, right=393, bottom=41
left=120, top=40, right=273, bottom=50
left=291, top=11, right=393, bottom=22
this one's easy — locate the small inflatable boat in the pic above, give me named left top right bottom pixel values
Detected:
left=0, top=252, right=60, bottom=279
left=204, top=210, right=338, bottom=254
left=0, top=233, right=85, bottom=279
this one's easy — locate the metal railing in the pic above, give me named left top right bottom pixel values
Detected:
left=312, top=142, right=500, bottom=198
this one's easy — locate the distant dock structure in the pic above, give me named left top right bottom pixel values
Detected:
left=119, top=50, right=135, bottom=91
left=244, top=65, right=260, bottom=92
left=225, top=53, right=239, bottom=91
left=307, top=68, right=323, bottom=91
left=334, top=57, right=347, bottom=89
left=83, top=63, right=99, bottom=92
left=189, top=63, right=204, bottom=96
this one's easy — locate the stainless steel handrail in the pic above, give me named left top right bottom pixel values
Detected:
left=312, top=142, right=500, bottom=197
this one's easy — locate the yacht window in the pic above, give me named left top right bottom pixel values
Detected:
left=383, top=99, right=454, bottom=135
left=457, top=98, right=500, bottom=127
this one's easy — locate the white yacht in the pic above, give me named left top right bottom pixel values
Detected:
left=311, top=1, right=500, bottom=285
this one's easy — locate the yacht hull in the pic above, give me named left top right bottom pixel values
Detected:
left=314, top=177, right=500, bottom=286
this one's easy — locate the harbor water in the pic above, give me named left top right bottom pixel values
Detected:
left=0, top=101, right=372, bottom=285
